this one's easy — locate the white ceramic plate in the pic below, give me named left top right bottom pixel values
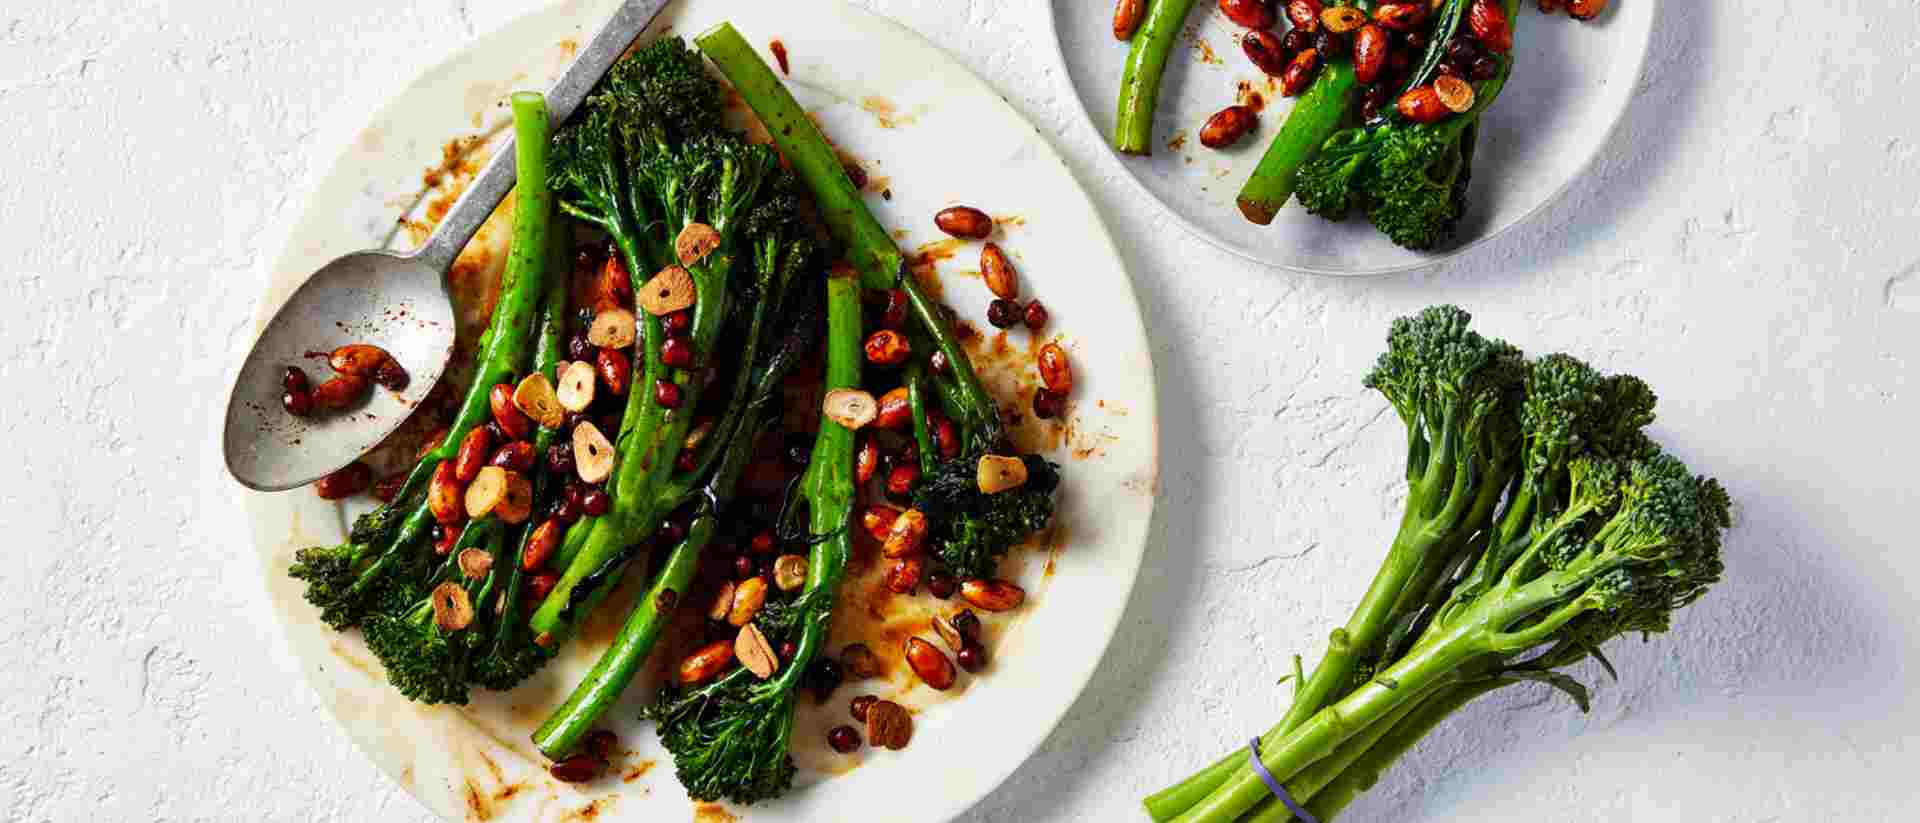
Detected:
left=241, top=1, right=1158, bottom=821
left=1045, top=1, right=1657, bottom=274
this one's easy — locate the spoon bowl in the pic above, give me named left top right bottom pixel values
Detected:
left=223, top=250, right=454, bottom=491
left=221, top=0, right=671, bottom=492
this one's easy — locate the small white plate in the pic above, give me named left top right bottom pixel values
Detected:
left=243, top=1, right=1158, bottom=821
left=1045, top=1, right=1657, bottom=275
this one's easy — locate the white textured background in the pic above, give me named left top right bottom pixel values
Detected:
left=4, top=1, right=1915, bottom=821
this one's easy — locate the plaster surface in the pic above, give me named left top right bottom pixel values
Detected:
left=2, top=1, right=1913, bottom=820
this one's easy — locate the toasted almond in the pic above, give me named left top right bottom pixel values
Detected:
left=1434, top=75, right=1475, bottom=113
left=735, top=623, right=779, bottom=679
left=328, top=343, right=394, bottom=378
left=490, top=384, right=532, bottom=439
left=464, top=466, right=508, bottom=519
left=453, top=425, right=493, bottom=484
left=883, top=509, right=929, bottom=558
left=675, top=223, right=723, bottom=266
left=1113, top=0, right=1145, bottom=39
left=637, top=267, right=697, bottom=317
left=960, top=578, right=1026, bottom=612
left=311, top=374, right=371, bottom=412
left=728, top=576, right=769, bottom=626
left=587, top=306, right=638, bottom=348
left=556, top=360, right=598, bottom=412
left=522, top=519, right=562, bottom=572
left=980, top=242, right=1019, bottom=300
left=823, top=388, right=878, bottom=430
left=678, top=639, right=735, bottom=685
left=976, top=455, right=1029, bottom=494
left=708, top=580, right=737, bottom=621
left=1036, top=342, right=1074, bottom=394
left=903, top=636, right=956, bottom=690
left=458, top=548, right=493, bottom=579
left=513, top=373, right=567, bottom=429
left=773, top=554, right=809, bottom=592
left=874, top=387, right=912, bottom=430
left=428, top=461, right=464, bottom=525
left=495, top=470, right=533, bottom=524
left=932, top=613, right=965, bottom=652
left=430, top=582, right=474, bottom=631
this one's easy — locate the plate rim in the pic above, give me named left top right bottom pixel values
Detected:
left=1038, top=0, right=1660, bottom=276
left=239, top=2, right=1163, bottom=821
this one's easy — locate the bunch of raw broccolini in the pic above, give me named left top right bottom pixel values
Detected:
left=1145, top=304, right=1732, bottom=823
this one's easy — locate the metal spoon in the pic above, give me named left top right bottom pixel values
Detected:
left=223, top=0, right=671, bottom=492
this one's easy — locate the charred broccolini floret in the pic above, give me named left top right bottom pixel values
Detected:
left=913, top=453, right=1060, bottom=579
left=1292, top=0, right=1521, bottom=250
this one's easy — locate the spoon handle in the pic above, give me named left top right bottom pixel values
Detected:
left=414, top=0, right=674, bottom=273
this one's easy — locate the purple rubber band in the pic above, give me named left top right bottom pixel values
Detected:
left=1248, top=737, right=1319, bottom=823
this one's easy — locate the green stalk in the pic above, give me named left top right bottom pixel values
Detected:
left=1144, top=526, right=1440, bottom=821
left=533, top=515, right=714, bottom=758
left=696, top=23, right=1007, bottom=452
left=907, top=365, right=938, bottom=477
left=1301, top=680, right=1500, bottom=821
left=1172, top=566, right=1573, bottom=823
left=1240, top=682, right=1446, bottom=823
left=342, top=91, right=553, bottom=600
left=532, top=263, right=815, bottom=757
left=1169, top=619, right=1488, bottom=823
left=529, top=214, right=736, bottom=642
left=1232, top=0, right=1383, bottom=224
left=789, top=276, right=862, bottom=670
left=1113, top=0, right=1197, bottom=155
left=1235, top=62, right=1357, bottom=225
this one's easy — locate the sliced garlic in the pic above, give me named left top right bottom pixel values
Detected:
left=556, top=360, right=598, bottom=413
left=431, top=582, right=473, bottom=631
left=976, top=454, right=1029, bottom=494
left=464, top=466, right=509, bottom=519
left=675, top=223, right=723, bottom=267
left=572, top=421, right=615, bottom=484
left=587, top=307, right=638, bottom=348
left=823, top=388, right=879, bottom=431
left=513, top=373, right=566, bottom=429
left=637, top=266, right=697, bottom=316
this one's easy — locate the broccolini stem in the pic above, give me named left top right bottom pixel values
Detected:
left=907, top=365, right=938, bottom=477
left=533, top=515, right=717, bottom=759
left=696, top=26, right=895, bottom=288
left=1170, top=618, right=1489, bottom=823
left=488, top=227, right=571, bottom=638
left=529, top=210, right=736, bottom=642
left=1239, top=680, right=1448, bottom=823
left=532, top=252, right=812, bottom=758
left=1144, top=522, right=1448, bottom=821
left=343, top=91, right=554, bottom=601
left=1298, top=680, right=1500, bottom=822
left=696, top=23, right=1007, bottom=451
left=1112, top=0, right=1196, bottom=155
left=1233, top=1, right=1378, bottom=224
left=786, top=275, right=862, bottom=679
